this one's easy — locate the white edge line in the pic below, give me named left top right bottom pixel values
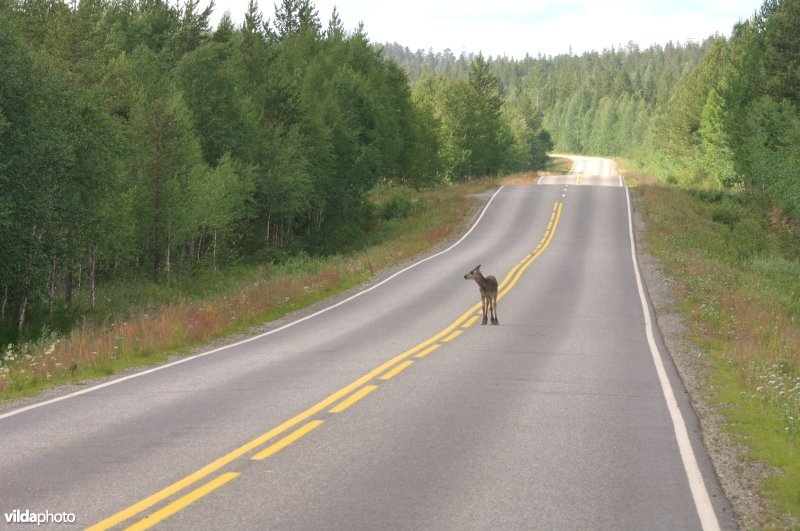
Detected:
left=625, top=187, right=720, bottom=531
left=0, top=186, right=507, bottom=421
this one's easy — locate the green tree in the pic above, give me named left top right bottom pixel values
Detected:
left=176, top=40, right=249, bottom=165
left=128, top=91, right=208, bottom=280
left=762, top=0, right=800, bottom=106
left=468, top=54, right=504, bottom=175
left=0, top=16, right=75, bottom=334
left=188, top=154, right=253, bottom=267
left=699, top=88, right=737, bottom=187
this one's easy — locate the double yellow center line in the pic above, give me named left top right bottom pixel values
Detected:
left=88, top=200, right=564, bottom=531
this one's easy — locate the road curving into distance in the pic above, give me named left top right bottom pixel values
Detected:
left=0, top=155, right=736, bottom=530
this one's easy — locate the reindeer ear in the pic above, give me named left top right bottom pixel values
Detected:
left=476, top=265, right=481, bottom=270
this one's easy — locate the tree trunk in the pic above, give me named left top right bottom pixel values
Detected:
left=152, top=246, right=161, bottom=282
left=152, top=170, right=162, bottom=282
left=18, top=275, right=29, bottom=334
left=65, top=263, right=73, bottom=307
left=49, top=255, right=57, bottom=319
left=76, top=262, right=82, bottom=300
left=213, top=230, right=218, bottom=270
left=165, top=229, right=171, bottom=281
left=90, top=243, right=97, bottom=308
left=1, top=285, right=8, bottom=320
left=19, top=224, right=41, bottom=333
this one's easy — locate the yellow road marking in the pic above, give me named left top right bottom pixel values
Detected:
left=86, top=433, right=278, bottom=530
left=463, top=315, right=480, bottom=328
left=89, top=199, right=565, bottom=530
left=497, top=262, right=523, bottom=291
left=87, top=323, right=471, bottom=529
left=251, top=420, right=324, bottom=461
left=414, top=344, right=441, bottom=358
left=379, top=360, right=414, bottom=380
left=329, top=385, right=379, bottom=413
left=498, top=202, right=562, bottom=300
left=442, top=329, right=463, bottom=342
left=124, top=473, right=240, bottom=531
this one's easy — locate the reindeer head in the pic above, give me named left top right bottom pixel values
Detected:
left=463, top=265, right=482, bottom=280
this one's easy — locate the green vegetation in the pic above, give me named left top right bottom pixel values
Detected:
left=0, top=177, right=498, bottom=398
left=0, top=0, right=552, bottom=346
left=632, top=180, right=800, bottom=523
left=2, top=0, right=800, bottom=522
left=387, top=0, right=800, bottom=207
left=383, top=40, right=707, bottom=169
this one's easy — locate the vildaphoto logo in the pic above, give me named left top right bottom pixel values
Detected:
left=4, top=509, right=76, bottom=525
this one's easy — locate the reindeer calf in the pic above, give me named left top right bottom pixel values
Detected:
left=464, top=265, right=499, bottom=325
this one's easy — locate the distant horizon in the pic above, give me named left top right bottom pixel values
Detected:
left=376, top=37, right=717, bottom=61
left=207, top=0, right=764, bottom=59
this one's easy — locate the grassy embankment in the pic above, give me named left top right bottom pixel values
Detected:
left=0, top=169, right=562, bottom=401
left=623, top=162, right=800, bottom=524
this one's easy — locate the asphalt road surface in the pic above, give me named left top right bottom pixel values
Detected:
left=0, top=156, right=736, bottom=530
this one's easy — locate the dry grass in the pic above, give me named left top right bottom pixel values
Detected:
left=498, top=172, right=539, bottom=186
left=0, top=267, right=346, bottom=392
left=496, top=161, right=574, bottom=186
left=634, top=181, right=800, bottom=519
left=0, top=179, right=489, bottom=398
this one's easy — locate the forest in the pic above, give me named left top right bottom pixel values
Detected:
left=0, top=0, right=552, bottom=343
left=2, top=0, right=799, bottom=347
left=3, top=0, right=799, bottom=519
left=385, top=0, right=800, bottom=220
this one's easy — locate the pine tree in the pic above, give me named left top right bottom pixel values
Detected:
left=762, top=0, right=800, bottom=106
left=700, top=88, right=737, bottom=187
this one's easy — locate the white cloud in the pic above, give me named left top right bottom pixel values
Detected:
left=208, top=0, right=763, bottom=58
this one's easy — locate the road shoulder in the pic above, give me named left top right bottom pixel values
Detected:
left=632, top=192, right=773, bottom=529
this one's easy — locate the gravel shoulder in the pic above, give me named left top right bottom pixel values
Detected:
left=631, top=193, right=781, bottom=530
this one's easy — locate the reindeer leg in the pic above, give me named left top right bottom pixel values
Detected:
left=481, top=295, right=488, bottom=325
left=491, top=294, right=499, bottom=325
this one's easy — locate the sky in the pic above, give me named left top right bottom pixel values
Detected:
left=208, top=0, right=765, bottom=58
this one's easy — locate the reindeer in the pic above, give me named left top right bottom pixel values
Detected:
left=464, top=265, right=499, bottom=325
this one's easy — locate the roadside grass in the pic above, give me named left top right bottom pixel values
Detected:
left=631, top=180, right=800, bottom=523
left=543, top=155, right=578, bottom=176
left=0, top=178, right=496, bottom=400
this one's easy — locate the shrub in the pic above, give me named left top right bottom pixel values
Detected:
left=710, top=203, right=741, bottom=228
left=381, top=188, right=415, bottom=220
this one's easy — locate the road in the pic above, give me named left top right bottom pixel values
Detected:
left=0, top=156, right=735, bottom=530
